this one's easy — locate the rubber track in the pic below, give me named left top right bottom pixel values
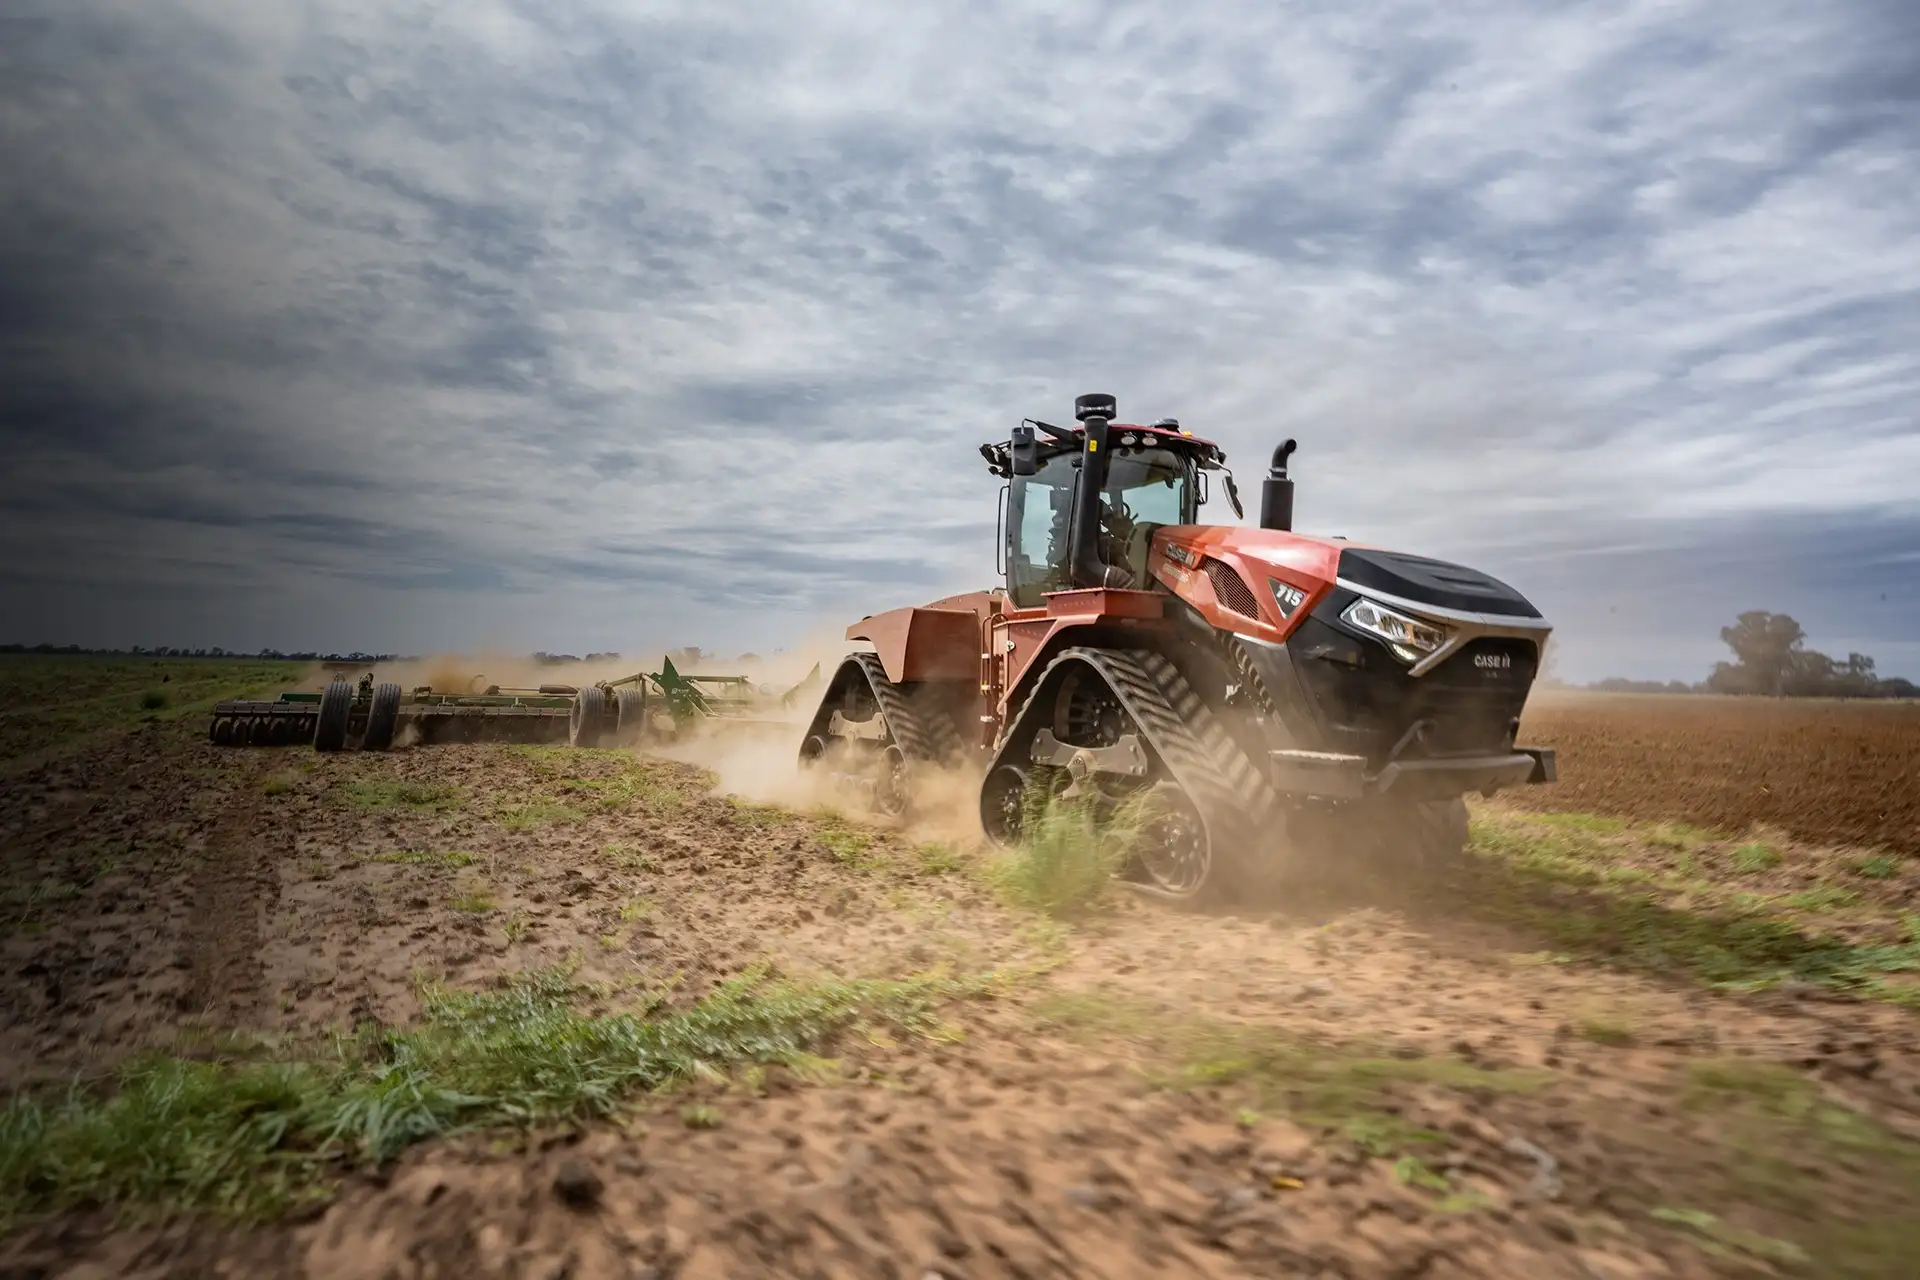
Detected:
left=847, top=652, right=945, bottom=765
left=987, top=647, right=1281, bottom=899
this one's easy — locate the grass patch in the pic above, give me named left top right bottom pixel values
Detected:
left=0, top=656, right=311, bottom=772
left=984, top=788, right=1148, bottom=919
left=617, top=898, right=652, bottom=923
left=0, top=964, right=1003, bottom=1229
left=1578, top=1019, right=1635, bottom=1047
left=260, top=773, right=296, bottom=797
left=604, top=841, right=659, bottom=873
left=1467, top=807, right=1920, bottom=1003
left=1035, top=992, right=1548, bottom=1157
left=815, top=819, right=880, bottom=871
left=450, top=891, right=495, bottom=914
left=1854, top=855, right=1899, bottom=880
left=725, top=798, right=789, bottom=829
left=340, top=780, right=463, bottom=812
left=1679, top=1059, right=1920, bottom=1275
left=680, top=1104, right=721, bottom=1130
left=491, top=801, right=585, bottom=830
left=365, top=850, right=478, bottom=869
left=916, top=843, right=966, bottom=876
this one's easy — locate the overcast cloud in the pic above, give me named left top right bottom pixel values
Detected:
left=2, top=0, right=1916, bottom=681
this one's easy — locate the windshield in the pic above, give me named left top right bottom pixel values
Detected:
left=1005, top=447, right=1193, bottom=607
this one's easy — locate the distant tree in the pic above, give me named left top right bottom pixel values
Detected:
left=1711, top=611, right=1807, bottom=696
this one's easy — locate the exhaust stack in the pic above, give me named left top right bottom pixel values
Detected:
left=1260, top=439, right=1298, bottom=532
left=1067, top=392, right=1126, bottom=590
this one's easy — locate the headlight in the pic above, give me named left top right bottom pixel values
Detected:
left=1340, top=597, right=1449, bottom=663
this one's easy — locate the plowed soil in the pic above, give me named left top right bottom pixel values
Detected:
left=1513, top=693, right=1920, bottom=856
left=3, top=704, right=1920, bottom=1278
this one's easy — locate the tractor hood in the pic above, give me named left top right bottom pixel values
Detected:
left=1149, top=524, right=1549, bottom=676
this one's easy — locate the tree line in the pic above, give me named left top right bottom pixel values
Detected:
left=1579, top=611, right=1915, bottom=699
left=0, top=643, right=404, bottom=662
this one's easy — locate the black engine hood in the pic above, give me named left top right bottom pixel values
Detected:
left=1337, top=548, right=1541, bottom=618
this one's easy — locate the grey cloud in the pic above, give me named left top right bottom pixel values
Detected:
left=0, top=0, right=1915, bottom=678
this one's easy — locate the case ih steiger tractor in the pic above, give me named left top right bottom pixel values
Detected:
left=796, top=393, right=1557, bottom=905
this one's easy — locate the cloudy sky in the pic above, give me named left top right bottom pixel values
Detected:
left=3, top=0, right=1915, bottom=681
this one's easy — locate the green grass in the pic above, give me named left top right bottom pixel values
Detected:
left=984, top=787, right=1146, bottom=919
left=340, top=780, right=464, bottom=812
left=490, top=801, right=585, bottom=830
left=1035, top=992, right=1548, bottom=1158
left=1578, top=1018, right=1635, bottom=1047
left=815, top=819, right=880, bottom=872
left=1678, top=1060, right=1920, bottom=1276
left=260, top=773, right=296, bottom=796
left=0, top=965, right=1002, bottom=1229
left=916, top=843, right=966, bottom=876
left=1467, top=808, right=1920, bottom=1003
left=1854, top=855, right=1900, bottom=880
left=0, top=655, right=311, bottom=771
left=603, top=842, right=659, bottom=873
left=450, top=892, right=495, bottom=914
left=616, top=898, right=652, bottom=923
left=364, top=850, right=478, bottom=869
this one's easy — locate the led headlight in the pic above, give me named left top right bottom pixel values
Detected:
left=1340, top=597, right=1449, bottom=663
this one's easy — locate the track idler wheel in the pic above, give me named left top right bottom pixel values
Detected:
left=363, top=682, right=402, bottom=751
left=1128, top=781, right=1212, bottom=901
left=872, top=744, right=910, bottom=818
left=569, top=685, right=606, bottom=748
left=314, top=680, right=352, bottom=753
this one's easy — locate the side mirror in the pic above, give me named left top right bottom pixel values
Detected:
left=1221, top=472, right=1245, bottom=520
left=1010, top=423, right=1038, bottom=477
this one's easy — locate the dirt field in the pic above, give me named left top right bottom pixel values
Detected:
left=1514, top=692, right=1920, bottom=857
left=3, top=658, right=1920, bottom=1279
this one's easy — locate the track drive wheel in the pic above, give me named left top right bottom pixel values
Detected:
left=363, top=682, right=403, bottom=751
left=570, top=685, right=606, bottom=748
left=314, top=680, right=352, bottom=752
left=979, top=764, right=1029, bottom=846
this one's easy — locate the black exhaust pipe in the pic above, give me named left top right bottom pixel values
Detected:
left=1068, top=393, right=1127, bottom=590
left=1260, top=438, right=1298, bottom=532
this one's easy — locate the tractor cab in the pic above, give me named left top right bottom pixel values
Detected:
left=982, top=413, right=1234, bottom=608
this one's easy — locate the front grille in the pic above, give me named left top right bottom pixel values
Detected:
left=1286, top=620, right=1537, bottom=766
left=1203, top=558, right=1261, bottom=618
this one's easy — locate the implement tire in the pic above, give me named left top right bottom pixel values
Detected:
left=363, top=682, right=403, bottom=752
left=314, top=680, right=352, bottom=753
left=570, top=685, right=606, bottom=748
left=615, top=687, right=648, bottom=744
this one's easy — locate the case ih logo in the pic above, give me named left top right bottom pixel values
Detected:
left=1163, top=544, right=1202, bottom=570
left=1474, top=652, right=1512, bottom=670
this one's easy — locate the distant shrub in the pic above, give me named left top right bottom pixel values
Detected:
left=140, top=690, right=169, bottom=710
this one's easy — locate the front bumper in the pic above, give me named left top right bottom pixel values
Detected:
left=1269, top=746, right=1556, bottom=802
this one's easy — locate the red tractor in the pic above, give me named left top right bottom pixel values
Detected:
left=797, top=394, right=1556, bottom=904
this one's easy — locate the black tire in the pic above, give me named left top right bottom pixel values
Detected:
left=314, top=680, right=352, bottom=753
left=615, top=687, right=648, bottom=744
left=979, top=764, right=1030, bottom=846
left=570, top=685, right=606, bottom=748
left=873, top=744, right=910, bottom=818
left=363, top=682, right=403, bottom=752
